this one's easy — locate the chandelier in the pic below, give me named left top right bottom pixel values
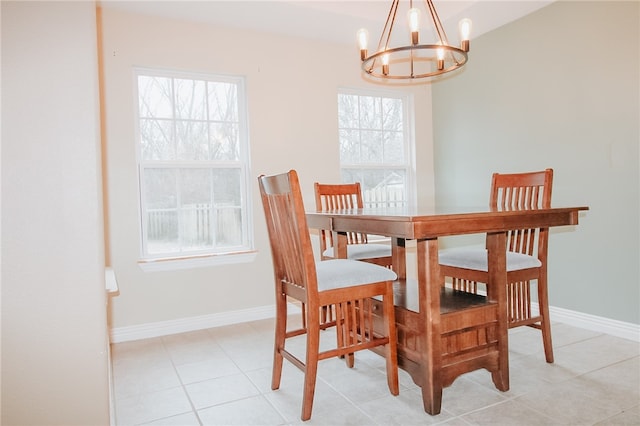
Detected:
left=357, top=0, right=471, bottom=81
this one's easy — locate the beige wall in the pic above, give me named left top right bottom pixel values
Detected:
left=99, top=7, right=436, bottom=329
left=1, top=1, right=111, bottom=424
left=433, top=1, right=639, bottom=324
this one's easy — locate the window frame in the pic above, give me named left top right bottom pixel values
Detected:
left=337, top=87, right=417, bottom=209
left=133, top=67, right=255, bottom=270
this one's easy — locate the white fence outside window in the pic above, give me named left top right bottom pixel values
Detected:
left=361, top=187, right=406, bottom=208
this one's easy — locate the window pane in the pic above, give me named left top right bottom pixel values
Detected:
left=208, top=82, right=238, bottom=122
left=175, top=78, right=206, bottom=120
left=359, top=96, right=381, bottom=129
left=339, top=129, right=360, bottom=164
left=338, top=94, right=359, bottom=128
left=180, top=169, right=213, bottom=250
left=210, top=123, right=239, bottom=161
left=383, top=131, right=404, bottom=163
left=144, top=168, right=178, bottom=254
left=138, top=76, right=173, bottom=119
left=212, top=168, right=242, bottom=246
left=382, top=98, right=403, bottom=131
left=361, top=130, right=383, bottom=163
left=180, top=168, right=212, bottom=205
left=140, top=119, right=175, bottom=160
left=212, top=168, right=241, bottom=204
left=176, top=120, right=209, bottom=160
left=145, top=168, right=177, bottom=209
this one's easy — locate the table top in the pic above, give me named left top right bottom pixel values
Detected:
left=306, top=205, right=589, bottom=239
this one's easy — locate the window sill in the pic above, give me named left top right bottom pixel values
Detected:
left=138, top=250, right=258, bottom=272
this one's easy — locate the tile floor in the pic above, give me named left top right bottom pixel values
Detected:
left=112, top=316, right=640, bottom=425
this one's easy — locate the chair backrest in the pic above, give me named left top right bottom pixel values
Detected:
left=259, top=170, right=318, bottom=298
left=314, top=182, right=364, bottom=210
left=490, top=168, right=553, bottom=258
left=314, top=182, right=368, bottom=256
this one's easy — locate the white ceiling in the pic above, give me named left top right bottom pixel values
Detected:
left=99, top=0, right=555, bottom=45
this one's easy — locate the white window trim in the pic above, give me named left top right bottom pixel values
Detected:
left=133, top=67, right=254, bottom=268
left=338, top=87, right=417, bottom=208
left=137, top=250, right=258, bottom=272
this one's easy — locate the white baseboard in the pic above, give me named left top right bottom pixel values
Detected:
left=545, top=304, right=639, bottom=342
left=110, top=302, right=638, bottom=344
left=110, top=303, right=301, bottom=343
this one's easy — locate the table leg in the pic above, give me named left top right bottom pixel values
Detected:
left=332, top=230, right=348, bottom=259
left=391, top=237, right=406, bottom=278
left=416, top=237, right=443, bottom=415
left=486, top=232, right=510, bottom=391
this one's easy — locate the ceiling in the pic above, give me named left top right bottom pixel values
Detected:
left=99, top=0, right=555, bottom=45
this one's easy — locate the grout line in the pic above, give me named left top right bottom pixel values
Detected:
left=159, top=335, right=205, bottom=426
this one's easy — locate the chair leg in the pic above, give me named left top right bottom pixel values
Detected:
left=301, top=316, right=321, bottom=421
left=382, top=291, right=399, bottom=395
left=271, top=293, right=287, bottom=390
left=537, top=276, right=554, bottom=363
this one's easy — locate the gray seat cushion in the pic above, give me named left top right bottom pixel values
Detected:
left=322, top=243, right=391, bottom=260
left=315, top=259, right=397, bottom=292
left=439, top=246, right=541, bottom=272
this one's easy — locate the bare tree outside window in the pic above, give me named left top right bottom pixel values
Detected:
left=136, top=70, right=251, bottom=258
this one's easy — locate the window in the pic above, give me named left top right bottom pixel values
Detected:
left=338, top=89, right=414, bottom=208
left=135, top=69, right=252, bottom=264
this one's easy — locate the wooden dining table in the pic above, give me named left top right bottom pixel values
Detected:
left=306, top=205, right=588, bottom=415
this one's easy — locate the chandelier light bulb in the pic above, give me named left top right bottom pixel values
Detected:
left=382, top=52, right=390, bottom=75
left=408, top=8, right=421, bottom=45
left=436, top=46, right=445, bottom=70
left=357, top=28, right=369, bottom=60
left=357, top=28, right=369, bottom=50
left=459, top=18, right=472, bottom=52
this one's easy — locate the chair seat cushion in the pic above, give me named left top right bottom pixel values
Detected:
left=439, top=246, right=542, bottom=272
left=322, top=243, right=391, bottom=260
left=316, top=259, right=397, bottom=291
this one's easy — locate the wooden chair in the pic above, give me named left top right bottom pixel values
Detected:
left=439, top=168, right=555, bottom=362
left=258, top=170, right=399, bottom=421
left=312, top=182, right=393, bottom=328
left=314, top=182, right=392, bottom=268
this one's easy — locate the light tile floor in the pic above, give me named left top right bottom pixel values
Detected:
left=112, top=317, right=640, bottom=425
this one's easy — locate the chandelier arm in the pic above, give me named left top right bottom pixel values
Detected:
left=378, top=0, right=400, bottom=52
left=425, top=0, right=458, bottom=63
left=424, top=0, right=449, bottom=45
left=370, top=0, right=400, bottom=73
